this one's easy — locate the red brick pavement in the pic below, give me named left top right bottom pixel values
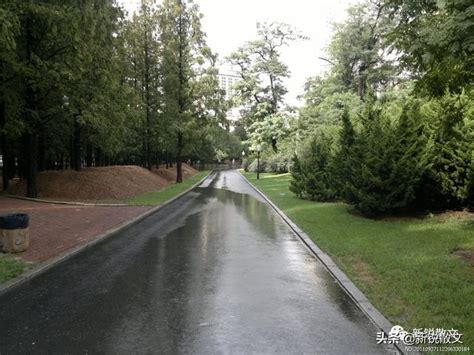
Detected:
left=0, top=197, right=151, bottom=262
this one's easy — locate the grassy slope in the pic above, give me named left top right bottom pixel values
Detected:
left=127, top=171, right=209, bottom=205
left=0, top=254, right=29, bottom=284
left=243, top=172, right=474, bottom=346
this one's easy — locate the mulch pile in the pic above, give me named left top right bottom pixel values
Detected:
left=9, top=164, right=198, bottom=201
left=152, top=164, right=198, bottom=181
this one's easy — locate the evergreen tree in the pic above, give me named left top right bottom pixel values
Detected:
left=12, top=1, right=75, bottom=197
left=348, top=103, right=425, bottom=215
left=417, top=93, right=472, bottom=209
left=123, top=0, right=161, bottom=170
left=289, top=154, right=304, bottom=198
left=302, top=135, right=334, bottom=201
left=159, top=0, right=208, bottom=183
left=331, top=108, right=356, bottom=200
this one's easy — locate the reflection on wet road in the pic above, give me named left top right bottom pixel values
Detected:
left=0, top=170, right=389, bottom=354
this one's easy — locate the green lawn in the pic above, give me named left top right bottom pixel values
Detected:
left=243, top=171, right=474, bottom=347
left=0, top=254, right=29, bottom=284
left=127, top=171, right=209, bottom=206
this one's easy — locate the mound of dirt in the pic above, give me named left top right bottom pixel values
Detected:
left=9, top=166, right=171, bottom=201
left=152, top=163, right=198, bottom=182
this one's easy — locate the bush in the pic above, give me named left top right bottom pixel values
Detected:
left=247, top=153, right=290, bottom=173
left=346, top=104, right=426, bottom=215
left=289, top=135, right=335, bottom=202
left=264, top=153, right=290, bottom=173
left=289, top=154, right=304, bottom=198
left=291, top=103, right=430, bottom=215
left=302, top=135, right=335, bottom=201
left=242, top=158, right=252, bottom=172
left=415, top=93, right=472, bottom=210
left=248, top=158, right=266, bottom=173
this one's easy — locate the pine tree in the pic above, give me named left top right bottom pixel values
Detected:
left=159, top=0, right=207, bottom=183
left=332, top=108, right=356, bottom=200
left=348, top=103, right=426, bottom=215
left=417, top=93, right=472, bottom=210
left=302, top=134, right=334, bottom=201
left=289, top=154, right=304, bottom=198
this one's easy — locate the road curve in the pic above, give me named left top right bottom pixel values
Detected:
left=0, top=170, right=390, bottom=354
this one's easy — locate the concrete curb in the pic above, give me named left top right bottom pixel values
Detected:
left=238, top=171, right=411, bottom=355
left=4, top=194, right=129, bottom=207
left=0, top=172, right=211, bottom=297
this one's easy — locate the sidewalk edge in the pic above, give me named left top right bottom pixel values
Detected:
left=3, top=195, right=129, bottom=207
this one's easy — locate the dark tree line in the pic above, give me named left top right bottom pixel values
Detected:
left=0, top=0, right=230, bottom=197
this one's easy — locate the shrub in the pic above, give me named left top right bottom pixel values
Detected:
left=242, top=158, right=253, bottom=172
left=289, top=154, right=304, bottom=198
left=302, top=134, right=335, bottom=201
left=289, top=135, right=335, bottom=201
left=415, top=93, right=472, bottom=210
left=248, top=158, right=266, bottom=173
left=347, top=104, right=426, bottom=215
left=265, top=153, right=290, bottom=173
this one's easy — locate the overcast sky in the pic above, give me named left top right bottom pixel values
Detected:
left=118, top=0, right=358, bottom=106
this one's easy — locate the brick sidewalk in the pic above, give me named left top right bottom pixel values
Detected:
left=0, top=197, right=151, bottom=262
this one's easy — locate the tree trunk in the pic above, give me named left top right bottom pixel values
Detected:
left=0, top=95, right=9, bottom=190
left=358, top=74, right=366, bottom=101
left=38, top=126, right=46, bottom=172
left=143, top=12, right=152, bottom=171
left=57, top=154, right=63, bottom=170
left=23, top=12, right=38, bottom=197
left=85, top=143, right=93, bottom=167
left=96, top=147, right=103, bottom=167
left=23, top=133, right=38, bottom=198
left=176, top=132, right=183, bottom=183
left=72, top=115, right=82, bottom=171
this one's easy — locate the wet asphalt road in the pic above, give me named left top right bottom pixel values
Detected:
left=0, top=170, right=390, bottom=354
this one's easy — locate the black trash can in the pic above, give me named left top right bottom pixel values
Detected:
left=0, top=213, right=30, bottom=253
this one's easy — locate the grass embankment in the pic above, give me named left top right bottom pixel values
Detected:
left=243, top=172, right=474, bottom=347
left=0, top=254, right=29, bottom=284
left=127, top=171, right=209, bottom=205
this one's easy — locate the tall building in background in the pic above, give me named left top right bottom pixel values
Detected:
left=217, top=67, right=241, bottom=122
left=217, top=70, right=240, bottom=100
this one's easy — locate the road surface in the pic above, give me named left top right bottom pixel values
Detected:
left=0, top=170, right=390, bottom=354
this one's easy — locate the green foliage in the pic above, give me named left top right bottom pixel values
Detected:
left=228, top=22, right=305, bottom=150
left=264, top=152, right=291, bottom=173
left=324, top=2, right=399, bottom=100
left=331, top=108, right=356, bottom=200
left=385, top=0, right=474, bottom=96
left=1, top=0, right=229, bottom=195
left=246, top=110, right=294, bottom=152
left=416, top=92, right=474, bottom=209
left=285, top=0, right=473, bottom=216
left=289, top=154, right=304, bottom=198
left=248, top=158, right=266, bottom=173
left=159, top=0, right=226, bottom=181
left=301, top=135, right=335, bottom=201
left=348, top=104, right=426, bottom=215
left=0, top=254, right=28, bottom=284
